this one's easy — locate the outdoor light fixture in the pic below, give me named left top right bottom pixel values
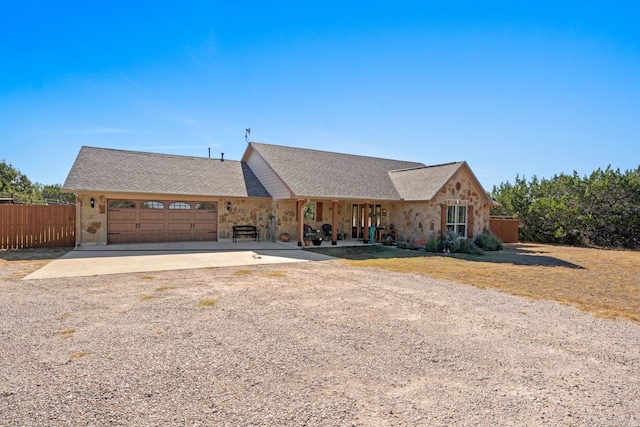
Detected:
left=90, top=197, right=95, bottom=208
left=226, top=202, right=231, bottom=211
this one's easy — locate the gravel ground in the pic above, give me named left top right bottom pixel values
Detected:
left=1, top=260, right=639, bottom=426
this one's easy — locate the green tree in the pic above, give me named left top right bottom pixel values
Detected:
left=490, top=166, right=640, bottom=249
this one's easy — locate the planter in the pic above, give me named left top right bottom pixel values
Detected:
left=311, top=238, right=323, bottom=246
left=304, top=240, right=311, bottom=246
left=280, top=233, right=290, bottom=242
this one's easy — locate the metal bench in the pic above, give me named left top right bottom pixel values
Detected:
left=232, top=225, right=259, bottom=242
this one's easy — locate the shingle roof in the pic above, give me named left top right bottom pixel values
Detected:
left=62, top=146, right=270, bottom=198
left=248, top=142, right=426, bottom=200
left=389, top=162, right=465, bottom=201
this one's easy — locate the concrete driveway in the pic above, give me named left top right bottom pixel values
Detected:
left=23, top=240, right=335, bottom=280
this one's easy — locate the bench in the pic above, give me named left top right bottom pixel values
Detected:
left=232, top=225, right=259, bottom=242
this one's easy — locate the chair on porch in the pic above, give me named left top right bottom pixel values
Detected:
left=321, top=224, right=332, bottom=240
left=322, top=223, right=342, bottom=240
left=304, top=224, right=315, bottom=239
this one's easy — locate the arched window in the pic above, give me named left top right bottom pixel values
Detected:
left=109, top=200, right=136, bottom=209
left=140, top=201, right=164, bottom=209
left=169, top=202, right=191, bottom=210
left=195, top=202, right=217, bottom=211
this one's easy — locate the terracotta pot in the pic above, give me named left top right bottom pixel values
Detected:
left=280, top=234, right=290, bottom=242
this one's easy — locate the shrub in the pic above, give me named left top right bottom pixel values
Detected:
left=425, top=235, right=440, bottom=253
left=439, top=229, right=461, bottom=253
left=457, top=238, right=485, bottom=255
left=473, top=227, right=503, bottom=251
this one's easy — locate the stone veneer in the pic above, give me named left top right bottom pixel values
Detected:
left=77, top=193, right=107, bottom=245
left=75, top=168, right=490, bottom=245
left=388, top=168, right=491, bottom=243
left=217, top=198, right=273, bottom=240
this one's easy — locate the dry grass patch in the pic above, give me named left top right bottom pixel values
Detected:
left=60, top=329, right=76, bottom=339
left=140, top=295, right=155, bottom=301
left=0, top=248, right=72, bottom=279
left=156, top=286, right=176, bottom=291
left=197, top=298, right=218, bottom=307
left=262, top=270, right=287, bottom=277
left=233, top=269, right=253, bottom=275
left=70, top=351, right=90, bottom=360
left=334, top=243, right=640, bottom=323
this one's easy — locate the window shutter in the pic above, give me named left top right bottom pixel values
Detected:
left=316, top=202, right=323, bottom=222
left=440, top=204, right=447, bottom=238
left=467, top=205, right=474, bottom=238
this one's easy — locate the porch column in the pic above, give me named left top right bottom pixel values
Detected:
left=363, top=201, right=370, bottom=243
left=297, top=199, right=304, bottom=246
left=331, top=200, right=338, bottom=245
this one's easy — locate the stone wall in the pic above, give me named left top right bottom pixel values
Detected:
left=77, top=193, right=107, bottom=245
left=273, top=200, right=353, bottom=241
left=388, top=168, right=491, bottom=243
left=217, top=198, right=273, bottom=240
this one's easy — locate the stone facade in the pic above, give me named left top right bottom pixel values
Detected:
left=76, top=193, right=107, bottom=246
left=388, top=168, right=490, bottom=243
left=217, top=198, right=273, bottom=240
left=73, top=167, right=490, bottom=246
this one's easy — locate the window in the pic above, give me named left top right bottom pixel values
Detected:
left=446, top=205, right=467, bottom=237
left=169, top=202, right=190, bottom=210
left=195, top=202, right=217, bottom=211
left=303, top=203, right=316, bottom=221
left=140, top=201, right=164, bottom=209
left=109, top=200, right=135, bottom=209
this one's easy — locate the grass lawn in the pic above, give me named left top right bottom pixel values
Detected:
left=307, top=243, right=640, bottom=323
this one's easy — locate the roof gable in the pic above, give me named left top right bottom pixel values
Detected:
left=389, top=161, right=491, bottom=202
left=63, top=146, right=270, bottom=198
left=245, top=142, right=426, bottom=200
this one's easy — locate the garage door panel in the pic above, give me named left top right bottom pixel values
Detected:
left=167, top=232, right=193, bottom=241
left=193, top=222, right=216, bottom=231
left=192, top=231, right=217, bottom=241
left=108, top=223, right=137, bottom=233
left=140, top=211, right=165, bottom=221
left=108, top=211, right=136, bottom=221
left=168, top=212, right=191, bottom=220
left=138, top=233, right=166, bottom=243
left=194, top=211, right=216, bottom=221
left=108, top=199, right=218, bottom=244
left=168, top=223, right=192, bottom=231
left=108, top=233, right=137, bottom=244
left=139, top=223, right=165, bottom=232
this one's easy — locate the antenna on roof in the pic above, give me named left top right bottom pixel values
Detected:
left=245, top=127, right=251, bottom=143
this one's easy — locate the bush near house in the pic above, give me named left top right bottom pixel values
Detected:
left=490, top=167, right=640, bottom=249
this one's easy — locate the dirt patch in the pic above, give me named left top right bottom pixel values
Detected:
left=1, top=262, right=639, bottom=425
left=0, top=248, right=71, bottom=281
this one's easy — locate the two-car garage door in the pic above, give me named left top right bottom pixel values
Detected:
left=107, top=200, right=218, bottom=244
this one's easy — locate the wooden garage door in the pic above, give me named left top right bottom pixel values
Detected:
left=107, top=200, right=218, bottom=244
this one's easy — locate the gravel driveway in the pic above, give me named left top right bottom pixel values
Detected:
left=1, top=260, right=639, bottom=426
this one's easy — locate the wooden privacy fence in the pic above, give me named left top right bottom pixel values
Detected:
left=489, top=216, right=519, bottom=244
left=0, top=205, right=76, bottom=250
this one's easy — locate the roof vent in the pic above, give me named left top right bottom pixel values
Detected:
left=220, top=153, right=224, bottom=162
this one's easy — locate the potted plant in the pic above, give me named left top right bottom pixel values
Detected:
left=280, top=232, right=290, bottom=242
left=306, top=232, right=322, bottom=246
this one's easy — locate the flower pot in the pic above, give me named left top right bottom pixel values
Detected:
left=304, top=240, right=311, bottom=246
left=312, top=238, right=322, bottom=246
left=280, top=234, right=290, bottom=242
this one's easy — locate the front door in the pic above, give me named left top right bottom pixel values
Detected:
left=351, top=204, right=382, bottom=238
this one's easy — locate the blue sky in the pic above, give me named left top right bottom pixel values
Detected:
left=1, top=1, right=639, bottom=191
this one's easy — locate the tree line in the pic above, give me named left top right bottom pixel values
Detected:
left=0, top=160, right=75, bottom=205
left=490, top=166, right=640, bottom=249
